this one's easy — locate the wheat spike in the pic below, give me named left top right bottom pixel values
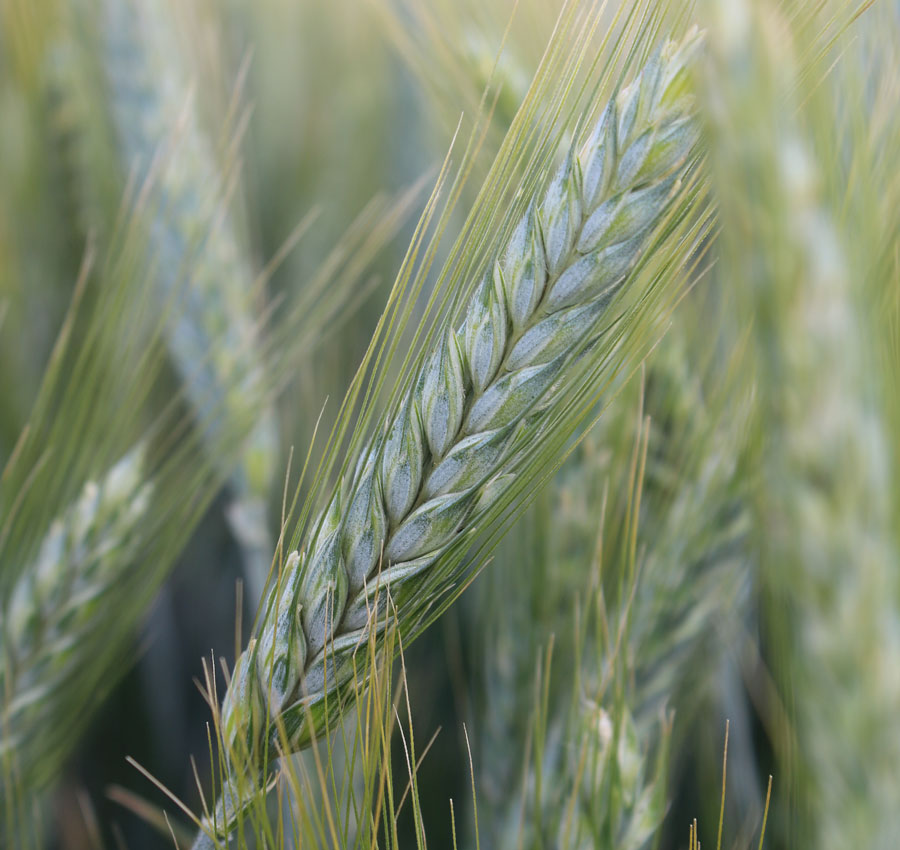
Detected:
left=705, top=1, right=900, bottom=844
left=480, top=319, right=751, bottom=849
left=197, top=36, right=703, bottom=844
left=103, top=0, right=278, bottom=598
left=0, top=448, right=152, bottom=785
left=756, top=136, right=900, bottom=849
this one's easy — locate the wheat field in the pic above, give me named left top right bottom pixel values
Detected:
left=1, top=1, right=898, bottom=849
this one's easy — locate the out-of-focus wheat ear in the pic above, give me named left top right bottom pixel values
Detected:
left=373, top=0, right=547, bottom=150
left=567, top=701, right=673, bottom=850
left=702, top=0, right=900, bottom=845
left=477, top=311, right=754, bottom=850
left=101, top=0, right=278, bottom=601
left=0, top=447, right=152, bottom=790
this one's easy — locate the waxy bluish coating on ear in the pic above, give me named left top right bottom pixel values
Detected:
left=204, top=37, right=705, bottom=834
left=381, top=400, right=425, bottom=524
left=466, top=270, right=509, bottom=394
left=420, top=332, right=466, bottom=459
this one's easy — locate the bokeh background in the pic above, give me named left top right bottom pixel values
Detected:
left=2, top=1, right=899, bottom=849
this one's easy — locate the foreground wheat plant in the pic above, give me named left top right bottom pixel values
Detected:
left=195, top=29, right=703, bottom=846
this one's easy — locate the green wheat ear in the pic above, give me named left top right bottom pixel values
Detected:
left=477, top=313, right=752, bottom=850
left=703, top=0, right=900, bottom=844
left=195, top=28, right=705, bottom=847
left=102, top=0, right=278, bottom=600
left=0, top=448, right=151, bottom=783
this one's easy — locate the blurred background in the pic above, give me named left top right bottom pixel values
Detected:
left=1, top=1, right=899, bottom=849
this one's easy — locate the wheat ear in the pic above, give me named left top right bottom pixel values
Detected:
left=0, top=448, right=151, bottom=785
left=705, top=1, right=900, bottom=843
left=103, top=0, right=278, bottom=599
left=196, top=33, right=703, bottom=844
left=481, top=323, right=750, bottom=849
left=755, top=136, right=900, bottom=848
